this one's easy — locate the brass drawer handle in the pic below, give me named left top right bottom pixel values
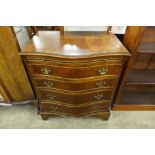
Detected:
left=47, top=94, right=56, bottom=100
left=96, top=81, right=106, bottom=88
left=104, top=59, right=108, bottom=62
left=92, top=105, right=101, bottom=110
left=98, top=67, right=108, bottom=75
left=49, top=105, right=58, bottom=111
left=94, top=94, right=103, bottom=100
left=43, top=81, right=54, bottom=88
left=41, top=67, right=52, bottom=75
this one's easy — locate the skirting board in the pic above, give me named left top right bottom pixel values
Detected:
left=112, top=104, right=155, bottom=111
left=0, top=99, right=37, bottom=106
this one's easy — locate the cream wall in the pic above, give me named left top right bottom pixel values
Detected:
left=64, top=26, right=126, bottom=34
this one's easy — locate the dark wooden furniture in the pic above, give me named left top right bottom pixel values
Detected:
left=114, top=26, right=155, bottom=110
left=20, top=31, right=130, bottom=120
left=36, top=26, right=64, bottom=32
left=29, top=26, right=112, bottom=34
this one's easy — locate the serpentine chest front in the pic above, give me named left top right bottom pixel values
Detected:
left=20, top=31, right=130, bottom=120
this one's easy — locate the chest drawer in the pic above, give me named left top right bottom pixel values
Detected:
left=37, top=89, right=113, bottom=105
left=28, top=64, right=122, bottom=78
left=33, top=77, right=117, bottom=91
left=40, top=101, right=109, bottom=116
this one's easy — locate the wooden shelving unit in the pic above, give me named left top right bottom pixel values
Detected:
left=113, top=26, right=155, bottom=110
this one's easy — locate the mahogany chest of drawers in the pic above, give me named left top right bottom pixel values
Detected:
left=20, top=31, right=130, bottom=120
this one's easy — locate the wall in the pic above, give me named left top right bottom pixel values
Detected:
left=64, top=26, right=126, bottom=34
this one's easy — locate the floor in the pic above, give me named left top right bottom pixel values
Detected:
left=0, top=104, right=155, bottom=129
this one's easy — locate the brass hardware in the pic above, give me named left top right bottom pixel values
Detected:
left=103, top=59, right=107, bottom=62
left=47, top=94, right=56, bottom=100
left=43, top=81, right=54, bottom=88
left=98, top=67, right=108, bottom=75
left=49, top=105, right=58, bottom=111
left=96, top=81, right=106, bottom=88
left=92, top=105, right=101, bottom=110
left=41, top=67, right=52, bottom=74
left=94, top=94, right=103, bottom=100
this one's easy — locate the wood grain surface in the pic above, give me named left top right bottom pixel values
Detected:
left=0, top=26, right=35, bottom=102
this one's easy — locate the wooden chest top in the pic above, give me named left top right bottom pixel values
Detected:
left=21, top=31, right=129, bottom=58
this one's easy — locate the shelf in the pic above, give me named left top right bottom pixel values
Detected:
left=139, top=50, right=155, bottom=54
left=142, top=27, right=155, bottom=42
left=139, top=42, right=155, bottom=54
left=127, top=69, right=155, bottom=85
left=118, top=85, right=155, bottom=105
